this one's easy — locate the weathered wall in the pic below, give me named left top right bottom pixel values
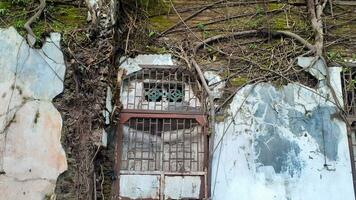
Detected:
left=211, top=65, right=355, bottom=200
left=0, top=27, right=67, bottom=199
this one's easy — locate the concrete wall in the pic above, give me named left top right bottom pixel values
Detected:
left=211, top=67, right=355, bottom=200
left=0, top=27, right=67, bottom=199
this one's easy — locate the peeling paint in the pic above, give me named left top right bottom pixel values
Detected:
left=212, top=66, right=355, bottom=200
left=0, top=27, right=67, bottom=199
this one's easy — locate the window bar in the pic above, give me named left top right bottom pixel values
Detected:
left=133, top=118, right=138, bottom=171
left=175, top=119, right=179, bottom=172
left=140, top=119, right=145, bottom=171
left=148, top=118, right=151, bottom=171
left=174, top=70, right=178, bottom=111
left=155, top=118, right=159, bottom=171
left=181, top=119, right=185, bottom=172
left=168, top=118, right=172, bottom=171
left=125, top=120, right=131, bottom=170
left=188, top=119, right=192, bottom=171
left=160, top=69, right=164, bottom=111
left=160, top=119, right=164, bottom=172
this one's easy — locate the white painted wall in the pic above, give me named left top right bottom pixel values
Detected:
left=211, top=67, right=355, bottom=200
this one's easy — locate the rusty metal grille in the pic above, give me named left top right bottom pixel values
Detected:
left=121, top=67, right=204, bottom=112
left=120, top=118, right=206, bottom=173
left=113, top=66, right=208, bottom=199
left=342, top=67, right=356, bottom=120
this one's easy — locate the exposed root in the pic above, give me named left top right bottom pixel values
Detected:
left=24, top=0, right=46, bottom=46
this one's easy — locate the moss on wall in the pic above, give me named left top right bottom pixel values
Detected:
left=0, top=1, right=86, bottom=41
left=230, top=77, right=248, bottom=87
left=149, top=15, right=176, bottom=32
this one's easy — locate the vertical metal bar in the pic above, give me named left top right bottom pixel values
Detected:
left=161, top=70, right=164, bottom=111
left=133, top=118, right=138, bottom=171
left=181, top=119, right=185, bottom=172
left=174, top=71, right=177, bottom=110
left=168, top=118, right=171, bottom=172
left=189, top=119, right=193, bottom=171
left=148, top=118, right=151, bottom=171
left=160, top=120, right=164, bottom=199
left=141, top=119, right=145, bottom=171
left=154, top=119, right=157, bottom=170
left=176, top=119, right=179, bottom=172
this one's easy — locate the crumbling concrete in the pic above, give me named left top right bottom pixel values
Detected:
left=204, top=71, right=225, bottom=99
left=211, top=65, right=355, bottom=200
left=0, top=27, right=67, bottom=199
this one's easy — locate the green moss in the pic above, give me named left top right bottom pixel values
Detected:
left=270, top=13, right=307, bottom=31
left=203, top=30, right=221, bottom=38
left=268, top=3, right=284, bottom=10
left=0, top=1, right=11, bottom=9
left=246, top=17, right=265, bottom=29
left=41, top=5, right=86, bottom=36
left=272, top=17, right=287, bottom=29
left=149, top=15, right=176, bottom=32
left=10, top=0, right=31, bottom=6
left=1, top=2, right=86, bottom=40
left=230, top=77, right=248, bottom=87
left=215, top=114, right=225, bottom=122
left=216, top=111, right=232, bottom=122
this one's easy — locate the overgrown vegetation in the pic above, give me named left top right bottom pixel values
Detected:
left=1, top=0, right=355, bottom=199
left=0, top=0, right=86, bottom=44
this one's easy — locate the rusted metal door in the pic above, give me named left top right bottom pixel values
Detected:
left=112, top=66, right=208, bottom=200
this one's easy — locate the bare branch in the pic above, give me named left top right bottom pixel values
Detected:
left=24, top=0, right=46, bottom=46
left=194, top=30, right=315, bottom=55
left=271, top=30, right=315, bottom=51
left=159, top=0, right=224, bottom=36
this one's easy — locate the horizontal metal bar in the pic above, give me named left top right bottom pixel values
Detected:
left=120, top=170, right=207, bottom=176
left=121, top=109, right=205, bottom=115
left=120, top=112, right=207, bottom=126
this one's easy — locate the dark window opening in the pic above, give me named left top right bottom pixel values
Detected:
left=121, top=118, right=205, bottom=173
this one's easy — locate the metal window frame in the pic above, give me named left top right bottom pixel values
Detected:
left=112, top=66, right=209, bottom=200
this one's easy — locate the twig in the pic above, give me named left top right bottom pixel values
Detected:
left=270, top=30, right=315, bottom=51
left=24, top=0, right=46, bottom=46
left=159, top=0, right=224, bottom=36
left=165, top=9, right=284, bottom=35
left=194, top=30, right=259, bottom=55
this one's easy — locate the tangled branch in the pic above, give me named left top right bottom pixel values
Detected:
left=24, top=0, right=46, bottom=46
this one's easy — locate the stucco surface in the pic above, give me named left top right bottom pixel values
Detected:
left=0, top=27, right=67, bottom=199
left=211, top=67, right=355, bottom=200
